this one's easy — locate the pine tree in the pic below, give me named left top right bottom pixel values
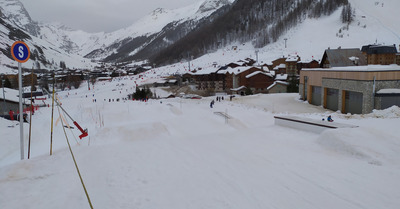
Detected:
left=287, top=77, right=299, bottom=93
left=4, top=77, right=12, bottom=88
left=245, top=87, right=253, bottom=95
left=341, top=4, right=353, bottom=24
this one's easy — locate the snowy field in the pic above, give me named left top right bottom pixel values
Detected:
left=1, top=75, right=400, bottom=209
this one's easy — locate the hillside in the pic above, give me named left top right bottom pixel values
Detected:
left=1, top=0, right=399, bottom=73
left=151, top=0, right=400, bottom=65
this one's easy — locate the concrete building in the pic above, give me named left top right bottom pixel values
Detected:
left=299, top=65, right=400, bottom=114
left=361, top=44, right=398, bottom=65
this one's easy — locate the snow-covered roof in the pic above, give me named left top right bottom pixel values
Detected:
left=302, top=64, right=400, bottom=72
left=245, top=71, right=273, bottom=78
left=2, top=87, right=21, bottom=103
left=267, top=81, right=289, bottom=90
left=269, top=71, right=276, bottom=76
left=217, top=67, right=259, bottom=75
left=231, top=86, right=246, bottom=91
left=286, top=56, right=298, bottom=62
left=273, top=64, right=286, bottom=70
left=348, top=56, right=360, bottom=61
left=191, top=66, right=219, bottom=75
left=298, top=59, right=319, bottom=64
left=275, top=74, right=288, bottom=80
left=376, top=89, right=400, bottom=94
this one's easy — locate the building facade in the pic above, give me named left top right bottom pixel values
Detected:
left=299, top=66, right=400, bottom=114
left=361, top=44, right=398, bottom=65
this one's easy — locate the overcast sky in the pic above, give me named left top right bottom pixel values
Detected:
left=19, top=0, right=201, bottom=33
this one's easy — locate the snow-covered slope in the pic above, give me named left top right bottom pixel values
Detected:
left=0, top=72, right=399, bottom=208
left=82, top=0, right=233, bottom=62
left=38, top=22, right=105, bottom=56
left=196, top=0, right=400, bottom=65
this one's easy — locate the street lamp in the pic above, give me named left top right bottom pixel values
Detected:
left=1, top=74, right=5, bottom=115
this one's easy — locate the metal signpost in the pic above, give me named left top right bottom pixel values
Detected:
left=11, top=41, right=30, bottom=160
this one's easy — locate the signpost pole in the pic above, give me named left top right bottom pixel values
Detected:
left=11, top=41, right=30, bottom=161
left=18, top=62, right=24, bottom=160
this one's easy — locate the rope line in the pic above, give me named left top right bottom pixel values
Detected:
left=59, top=109, right=80, bottom=145
left=57, top=106, right=94, bottom=209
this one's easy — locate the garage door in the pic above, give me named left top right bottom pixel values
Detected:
left=326, top=88, right=339, bottom=111
left=345, top=91, right=363, bottom=114
left=311, top=86, right=322, bottom=106
left=380, top=96, right=400, bottom=109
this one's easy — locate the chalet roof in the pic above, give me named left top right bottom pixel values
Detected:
left=275, top=74, right=288, bottom=80
left=298, top=59, right=319, bottom=64
left=273, top=64, right=286, bottom=70
left=361, top=45, right=398, bottom=54
left=267, top=81, right=289, bottom=90
left=190, top=66, right=219, bottom=75
left=231, top=86, right=246, bottom=91
left=217, top=66, right=257, bottom=75
left=323, top=48, right=367, bottom=67
left=286, top=56, right=299, bottom=62
left=245, top=71, right=273, bottom=78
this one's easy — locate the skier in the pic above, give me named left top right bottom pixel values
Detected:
left=327, top=115, right=334, bottom=122
left=210, top=100, right=215, bottom=108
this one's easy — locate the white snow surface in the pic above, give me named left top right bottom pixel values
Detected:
left=377, top=88, right=400, bottom=94
left=1, top=72, right=400, bottom=209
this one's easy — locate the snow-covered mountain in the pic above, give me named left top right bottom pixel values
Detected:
left=0, top=0, right=39, bottom=36
left=83, top=0, right=233, bottom=63
left=0, top=0, right=234, bottom=72
left=0, top=0, right=96, bottom=73
left=1, top=0, right=399, bottom=74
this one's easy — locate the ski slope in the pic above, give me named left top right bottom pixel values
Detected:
left=1, top=74, right=400, bottom=209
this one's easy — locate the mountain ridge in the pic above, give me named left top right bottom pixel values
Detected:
left=0, top=0, right=399, bottom=74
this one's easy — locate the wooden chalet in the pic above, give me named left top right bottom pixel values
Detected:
left=285, top=55, right=300, bottom=77
left=1, top=74, right=37, bottom=89
left=320, top=48, right=367, bottom=68
left=297, top=59, right=320, bottom=73
left=267, top=81, right=289, bottom=94
left=243, top=70, right=275, bottom=94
